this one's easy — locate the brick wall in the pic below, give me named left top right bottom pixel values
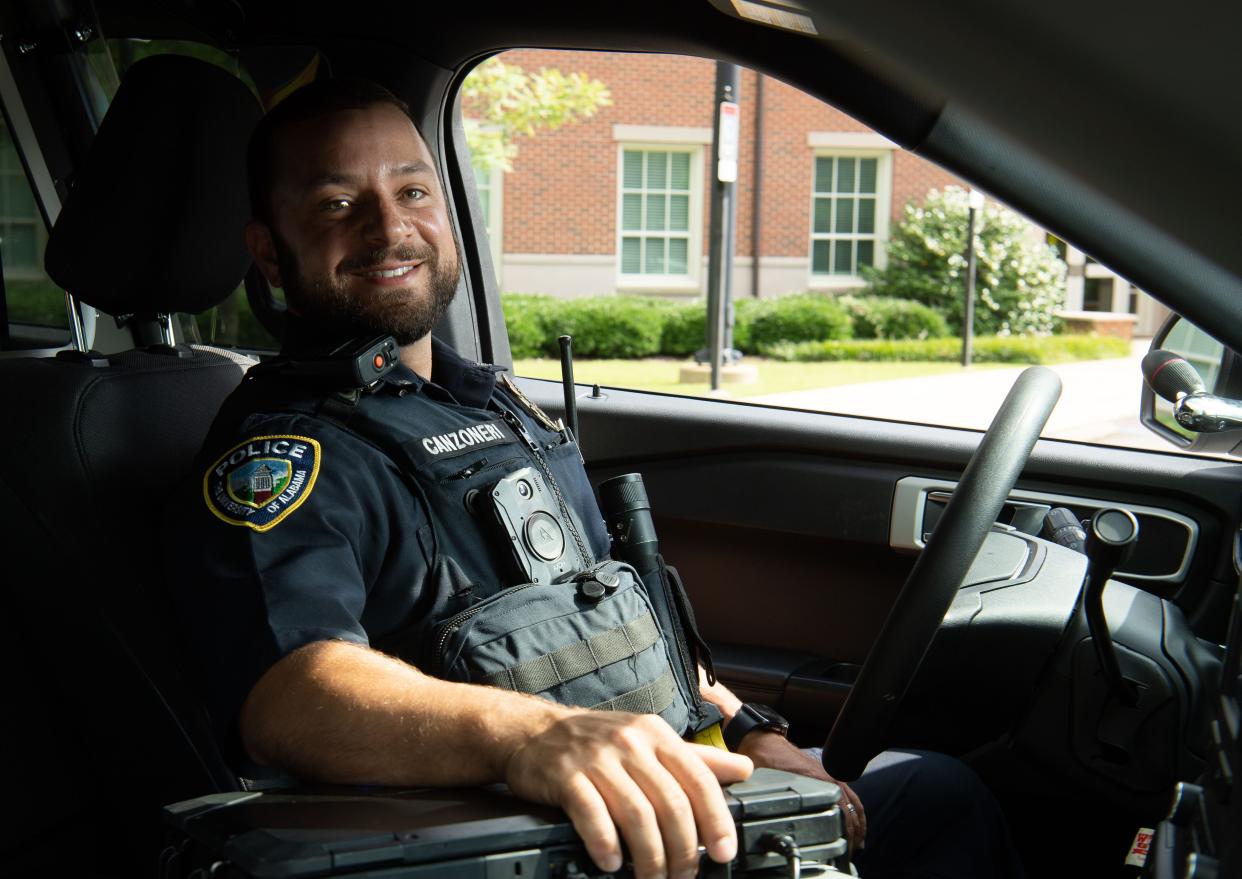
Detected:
left=475, top=49, right=960, bottom=262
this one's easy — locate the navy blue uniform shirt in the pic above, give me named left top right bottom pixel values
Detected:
left=165, top=335, right=609, bottom=753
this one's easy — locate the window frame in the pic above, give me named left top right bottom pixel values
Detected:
left=614, top=141, right=705, bottom=293
left=806, top=146, right=893, bottom=291
left=472, top=159, right=504, bottom=284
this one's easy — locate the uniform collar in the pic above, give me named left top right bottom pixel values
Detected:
left=383, top=337, right=499, bottom=409
left=279, top=317, right=498, bottom=408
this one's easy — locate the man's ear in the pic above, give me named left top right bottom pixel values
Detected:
left=244, top=220, right=284, bottom=289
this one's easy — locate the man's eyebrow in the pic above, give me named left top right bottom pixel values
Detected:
left=393, top=160, right=433, bottom=176
left=305, top=172, right=360, bottom=189
left=302, top=162, right=433, bottom=190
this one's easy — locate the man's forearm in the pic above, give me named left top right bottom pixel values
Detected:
left=240, top=639, right=569, bottom=786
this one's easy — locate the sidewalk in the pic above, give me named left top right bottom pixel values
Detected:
left=752, top=340, right=1170, bottom=451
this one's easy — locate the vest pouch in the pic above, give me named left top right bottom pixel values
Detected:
left=632, top=555, right=723, bottom=735
left=433, top=560, right=694, bottom=735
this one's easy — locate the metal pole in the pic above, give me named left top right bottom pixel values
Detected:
left=706, top=62, right=740, bottom=390
left=962, top=197, right=979, bottom=367
left=750, top=73, right=764, bottom=300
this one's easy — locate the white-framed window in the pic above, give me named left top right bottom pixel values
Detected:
left=472, top=160, right=504, bottom=276
left=808, top=150, right=892, bottom=285
left=617, top=144, right=703, bottom=289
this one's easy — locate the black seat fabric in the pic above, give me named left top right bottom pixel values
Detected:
left=0, top=54, right=262, bottom=872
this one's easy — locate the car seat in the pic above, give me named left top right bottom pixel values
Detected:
left=0, top=55, right=261, bottom=873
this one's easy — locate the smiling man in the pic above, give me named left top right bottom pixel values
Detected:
left=169, top=78, right=1023, bottom=879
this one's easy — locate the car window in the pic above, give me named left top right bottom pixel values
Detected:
left=458, top=49, right=1206, bottom=458
left=0, top=114, right=69, bottom=351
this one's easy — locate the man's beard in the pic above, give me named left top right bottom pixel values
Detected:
left=274, top=238, right=459, bottom=346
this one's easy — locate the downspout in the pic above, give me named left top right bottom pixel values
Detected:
left=750, top=72, right=764, bottom=298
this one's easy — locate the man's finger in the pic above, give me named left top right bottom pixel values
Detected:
left=837, top=781, right=866, bottom=852
left=560, top=772, right=623, bottom=873
left=588, top=762, right=666, bottom=879
left=687, top=742, right=753, bottom=783
left=659, top=744, right=742, bottom=866
left=628, top=752, right=702, bottom=878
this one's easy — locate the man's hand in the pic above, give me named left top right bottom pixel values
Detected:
left=503, top=709, right=753, bottom=879
left=697, top=666, right=866, bottom=853
left=733, top=731, right=866, bottom=853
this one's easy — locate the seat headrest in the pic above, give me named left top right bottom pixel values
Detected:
left=46, top=55, right=262, bottom=316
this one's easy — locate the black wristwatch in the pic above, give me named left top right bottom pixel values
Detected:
left=723, top=702, right=790, bottom=751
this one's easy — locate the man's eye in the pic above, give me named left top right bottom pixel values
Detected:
left=402, top=187, right=426, bottom=201
left=323, top=198, right=351, bottom=211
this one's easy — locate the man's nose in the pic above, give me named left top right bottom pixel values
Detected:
left=362, top=196, right=414, bottom=247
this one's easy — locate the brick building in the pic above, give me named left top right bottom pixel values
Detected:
left=471, top=49, right=1163, bottom=333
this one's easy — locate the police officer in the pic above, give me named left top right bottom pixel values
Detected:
left=169, top=79, right=1022, bottom=879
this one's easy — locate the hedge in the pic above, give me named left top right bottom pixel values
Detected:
left=837, top=295, right=948, bottom=340
left=502, top=294, right=670, bottom=359
left=499, top=293, right=1112, bottom=361
left=762, top=334, right=1131, bottom=364
left=745, top=293, right=852, bottom=349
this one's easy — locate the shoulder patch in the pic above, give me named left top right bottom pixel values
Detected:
left=202, top=434, right=321, bottom=532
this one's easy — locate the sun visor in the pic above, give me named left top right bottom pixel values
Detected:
left=46, top=54, right=261, bottom=316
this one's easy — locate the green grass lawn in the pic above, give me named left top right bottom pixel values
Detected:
left=514, top=357, right=1011, bottom=399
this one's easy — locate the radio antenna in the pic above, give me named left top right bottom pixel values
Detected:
left=558, top=335, right=580, bottom=447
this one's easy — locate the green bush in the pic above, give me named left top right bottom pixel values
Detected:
left=837, top=295, right=949, bottom=340
left=745, top=293, right=852, bottom=351
left=863, top=186, right=1067, bottom=336
left=764, top=333, right=1130, bottom=364
left=501, top=293, right=556, bottom=358
left=656, top=297, right=761, bottom=356
left=659, top=300, right=708, bottom=357
left=511, top=296, right=667, bottom=359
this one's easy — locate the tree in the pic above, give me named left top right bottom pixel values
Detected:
left=461, top=57, right=610, bottom=173
left=863, top=186, right=1067, bottom=336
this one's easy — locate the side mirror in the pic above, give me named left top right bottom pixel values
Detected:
left=1141, top=314, right=1242, bottom=455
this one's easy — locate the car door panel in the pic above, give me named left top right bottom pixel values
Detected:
left=515, top=376, right=1242, bottom=733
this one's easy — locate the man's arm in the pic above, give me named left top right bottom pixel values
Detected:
left=697, top=668, right=867, bottom=852
left=241, top=640, right=753, bottom=879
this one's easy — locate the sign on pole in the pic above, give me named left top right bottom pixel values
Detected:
left=717, top=100, right=740, bottom=183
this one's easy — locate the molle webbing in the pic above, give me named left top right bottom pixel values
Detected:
left=592, top=669, right=678, bottom=715
left=480, top=613, right=660, bottom=694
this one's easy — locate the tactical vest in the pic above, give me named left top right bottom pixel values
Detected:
left=207, top=356, right=718, bottom=736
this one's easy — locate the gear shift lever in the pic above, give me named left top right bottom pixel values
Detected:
left=1081, top=508, right=1140, bottom=705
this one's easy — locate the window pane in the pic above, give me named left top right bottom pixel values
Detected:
left=646, top=193, right=666, bottom=231
left=835, top=199, right=854, bottom=234
left=6, top=182, right=35, bottom=218
left=645, top=237, right=665, bottom=273
left=812, top=240, right=831, bottom=274
left=814, top=157, right=834, bottom=192
left=668, top=238, right=688, bottom=274
left=858, top=158, right=877, bottom=193
left=623, top=193, right=643, bottom=230
left=623, top=150, right=643, bottom=188
left=833, top=239, right=852, bottom=274
left=621, top=237, right=641, bottom=273
left=836, top=158, right=855, bottom=194
left=3, top=224, right=36, bottom=269
left=857, top=198, right=875, bottom=234
left=670, top=152, right=690, bottom=189
left=646, top=151, right=667, bottom=189
left=857, top=240, right=874, bottom=268
left=669, top=194, right=690, bottom=231
left=813, top=198, right=831, bottom=234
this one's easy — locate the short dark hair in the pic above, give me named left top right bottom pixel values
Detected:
left=246, top=78, right=413, bottom=225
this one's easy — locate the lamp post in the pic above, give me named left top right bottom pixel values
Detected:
left=962, top=188, right=985, bottom=367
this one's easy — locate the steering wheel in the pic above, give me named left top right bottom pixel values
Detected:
left=822, top=366, right=1063, bottom=781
